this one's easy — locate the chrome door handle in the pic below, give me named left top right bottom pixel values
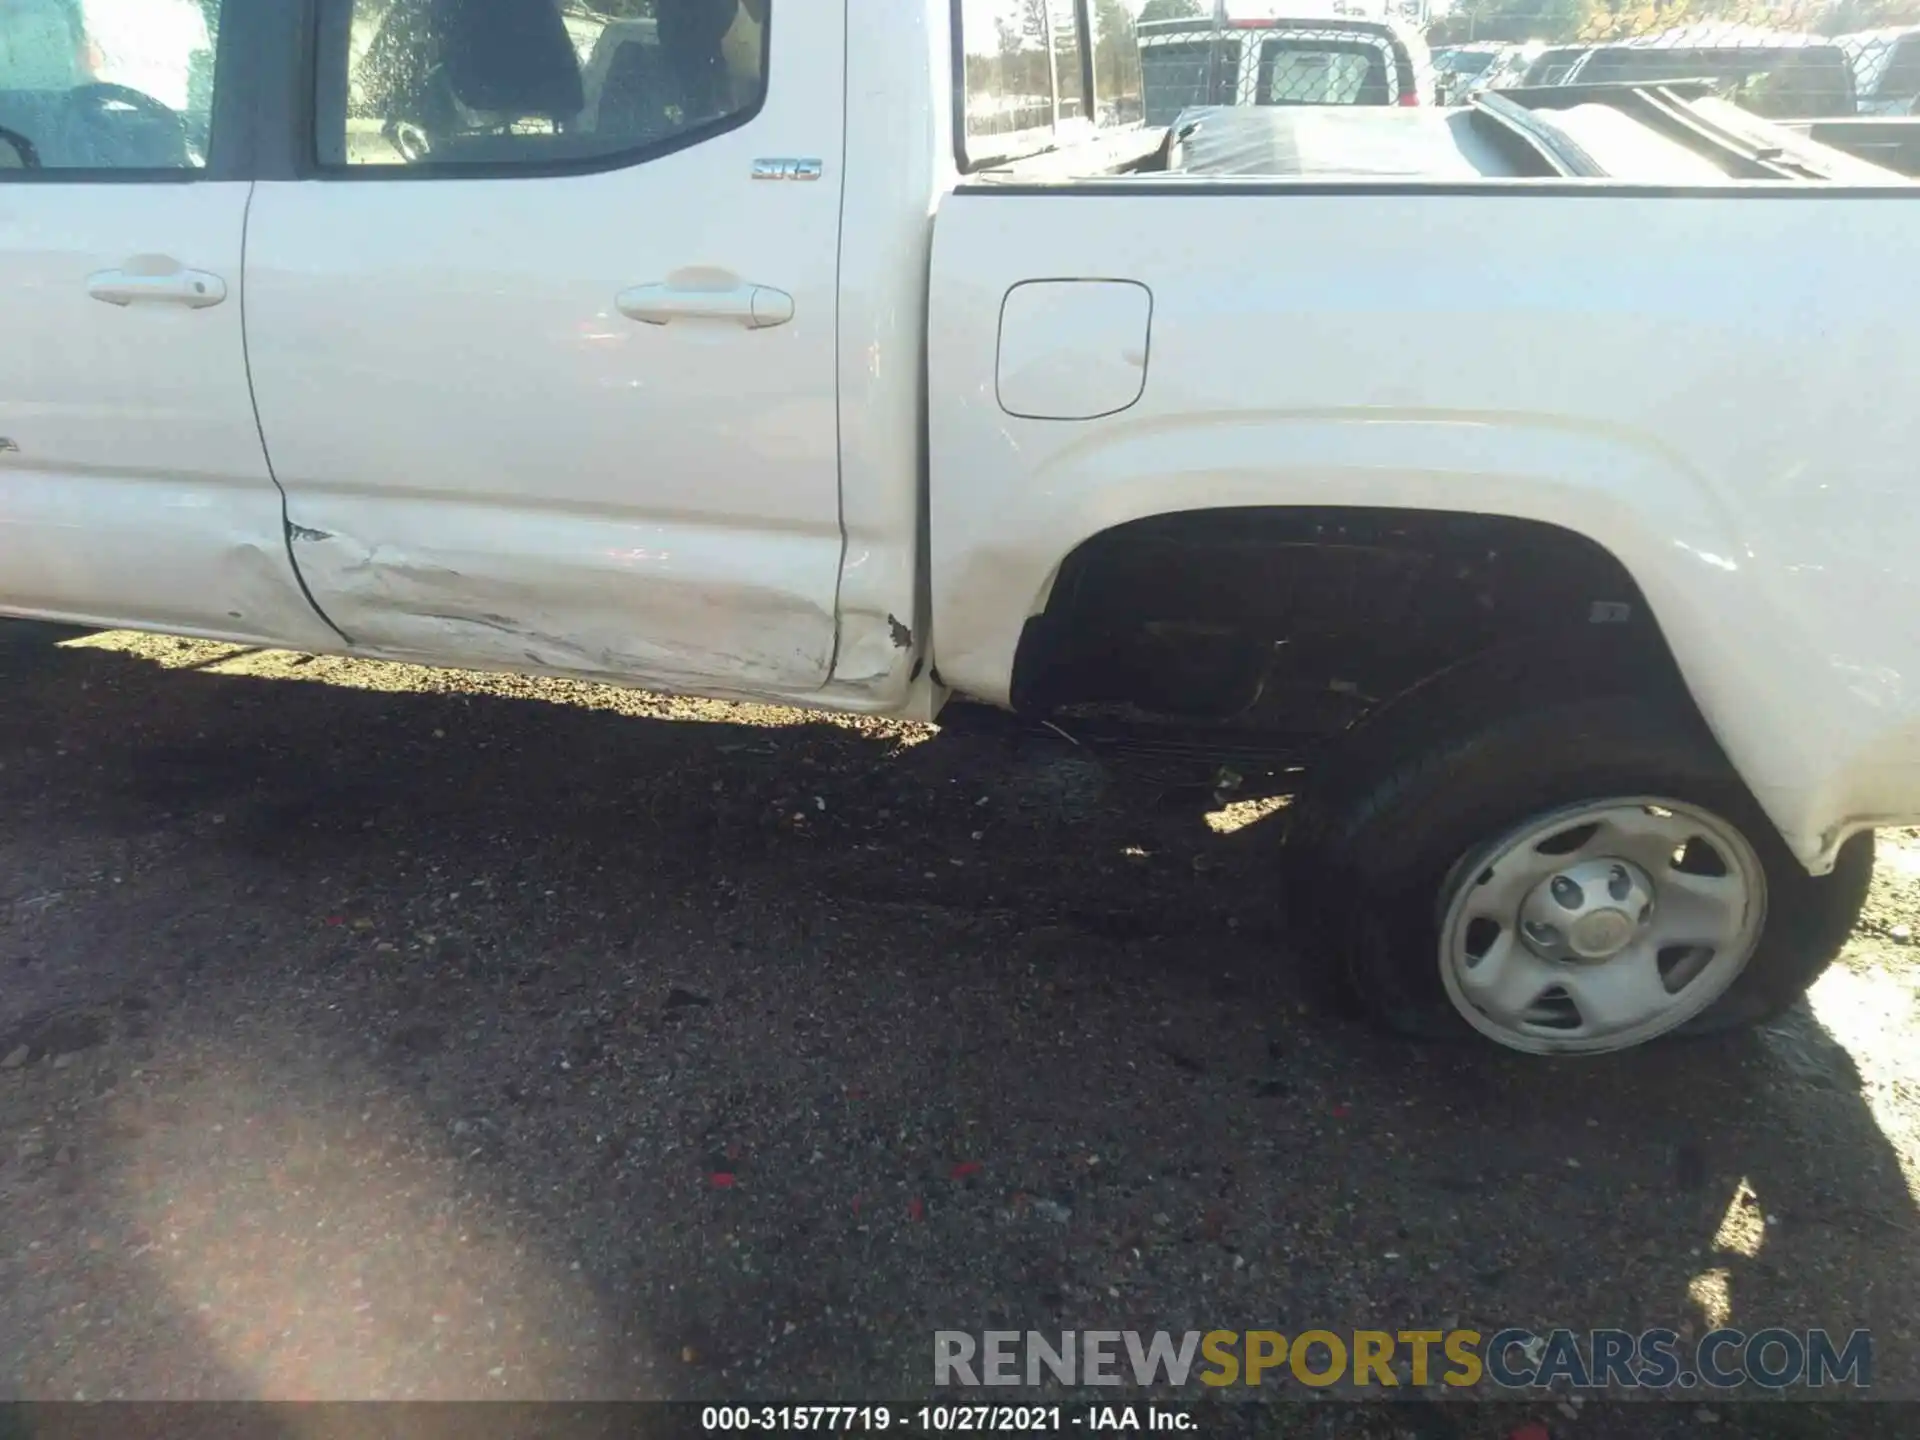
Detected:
left=87, top=267, right=227, bottom=309
left=616, top=282, right=794, bottom=329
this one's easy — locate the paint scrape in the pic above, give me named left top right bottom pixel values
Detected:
left=295, top=530, right=838, bottom=693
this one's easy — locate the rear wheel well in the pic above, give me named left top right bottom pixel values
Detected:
left=1007, top=507, right=1693, bottom=748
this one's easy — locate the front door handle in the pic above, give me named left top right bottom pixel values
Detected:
left=616, top=282, right=793, bottom=330
left=87, top=267, right=227, bottom=309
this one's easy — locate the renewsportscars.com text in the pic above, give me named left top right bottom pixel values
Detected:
left=933, top=1328, right=1872, bottom=1391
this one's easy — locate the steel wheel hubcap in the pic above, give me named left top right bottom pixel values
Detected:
left=1519, top=857, right=1656, bottom=962
left=1438, top=799, right=1768, bottom=1055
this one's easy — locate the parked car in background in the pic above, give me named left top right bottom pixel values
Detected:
left=1138, top=10, right=1434, bottom=124
left=1552, top=27, right=1857, bottom=119
left=1476, top=40, right=1540, bottom=93
left=1431, top=41, right=1506, bottom=105
left=1517, top=42, right=1590, bottom=87
left=1433, top=42, right=1539, bottom=105
left=1164, top=81, right=1900, bottom=180
left=1838, top=27, right=1920, bottom=114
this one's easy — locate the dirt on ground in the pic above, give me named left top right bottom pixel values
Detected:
left=0, top=625, right=1915, bottom=1435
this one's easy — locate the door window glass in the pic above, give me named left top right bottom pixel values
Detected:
left=325, top=0, right=769, bottom=169
left=0, top=0, right=219, bottom=171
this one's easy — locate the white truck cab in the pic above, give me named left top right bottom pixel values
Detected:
left=2, top=0, right=1917, bottom=1056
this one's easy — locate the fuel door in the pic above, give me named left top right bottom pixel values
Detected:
left=996, top=280, right=1152, bottom=421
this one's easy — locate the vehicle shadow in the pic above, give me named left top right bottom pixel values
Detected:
left=0, top=628, right=1913, bottom=1415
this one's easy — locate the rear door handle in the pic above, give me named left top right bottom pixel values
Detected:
left=87, top=267, right=227, bottom=309
left=616, top=282, right=794, bottom=330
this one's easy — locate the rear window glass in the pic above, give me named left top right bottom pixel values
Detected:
left=959, top=0, right=1054, bottom=144
left=957, top=0, right=1139, bottom=166
left=1048, top=0, right=1087, bottom=123
left=1140, top=36, right=1241, bottom=125
left=1261, top=38, right=1392, bottom=106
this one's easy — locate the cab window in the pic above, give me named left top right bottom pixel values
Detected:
left=0, top=0, right=219, bottom=171
left=321, top=0, right=769, bottom=170
left=958, top=0, right=1139, bottom=169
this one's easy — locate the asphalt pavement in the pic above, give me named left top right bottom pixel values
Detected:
left=0, top=625, right=1915, bottom=1436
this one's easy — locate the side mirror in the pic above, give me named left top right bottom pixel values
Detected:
left=0, top=127, right=38, bottom=170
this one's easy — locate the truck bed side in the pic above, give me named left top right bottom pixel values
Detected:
left=926, top=182, right=1920, bottom=868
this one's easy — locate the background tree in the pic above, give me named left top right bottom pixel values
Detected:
left=1428, top=0, right=1596, bottom=44
left=1819, top=0, right=1920, bottom=32
left=1090, top=0, right=1147, bottom=120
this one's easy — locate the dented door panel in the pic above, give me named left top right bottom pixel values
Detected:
left=0, top=185, right=339, bottom=649
left=282, top=497, right=838, bottom=690
left=243, top=2, right=848, bottom=698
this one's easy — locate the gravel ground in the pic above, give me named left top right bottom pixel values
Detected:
left=0, top=624, right=1915, bottom=1432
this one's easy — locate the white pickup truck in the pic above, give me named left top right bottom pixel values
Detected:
left=3, top=0, right=1915, bottom=1058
